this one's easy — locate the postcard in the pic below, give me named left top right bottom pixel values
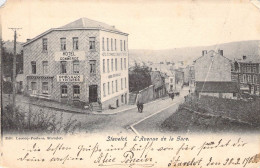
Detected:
left=0, top=0, right=260, bottom=167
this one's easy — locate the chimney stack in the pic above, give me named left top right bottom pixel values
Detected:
left=26, top=39, right=31, bottom=42
left=218, top=49, right=223, bottom=56
left=202, top=50, right=207, bottom=56
left=243, top=55, right=247, bottom=60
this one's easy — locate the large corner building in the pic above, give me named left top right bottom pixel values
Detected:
left=23, top=18, right=129, bottom=110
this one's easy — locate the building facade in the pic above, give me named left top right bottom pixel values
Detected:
left=23, top=18, right=129, bottom=110
left=194, top=50, right=238, bottom=99
left=231, top=56, right=260, bottom=96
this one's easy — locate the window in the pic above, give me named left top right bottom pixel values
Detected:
left=103, top=83, right=106, bottom=97
left=124, top=58, right=126, bottom=69
left=108, top=82, right=110, bottom=95
left=42, top=82, right=48, bottom=94
left=247, top=67, right=251, bottom=73
left=111, top=38, right=113, bottom=51
left=243, top=74, right=247, bottom=83
left=112, top=81, right=114, bottom=93
left=107, top=38, right=109, bottom=51
left=31, top=82, right=37, bottom=91
left=115, top=58, right=118, bottom=71
left=120, top=40, right=122, bottom=51
left=107, top=59, right=110, bottom=73
left=61, top=85, right=68, bottom=98
left=125, top=78, right=127, bottom=88
left=116, top=80, right=118, bottom=92
left=90, top=60, right=96, bottom=74
left=121, top=78, right=123, bottom=90
left=253, top=67, right=257, bottom=73
left=73, top=37, right=79, bottom=50
left=121, top=95, right=124, bottom=103
left=243, top=67, right=246, bottom=73
left=60, top=38, right=66, bottom=50
left=42, top=38, right=47, bottom=52
left=42, top=61, right=48, bottom=74
left=61, top=61, right=67, bottom=74
left=103, top=59, right=105, bottom=73
left=111, top=59, right=114, bottom=71
left=248, top=75, right=252, bottom=83
left=31, top=61, right=36, bottom=74
left=124, top=40, right=126, bottom=51
left=115, top=39, right=117, bottom=51
left=89, top=37, right=95, bottom=50
left=253, top=75, right=257, bottom=84
left=73, top=61, right=79, bottom=74
left=121, top=58, right=123, bottom=70
left=73, top=85, right=80, bottom=98
left=170, top=78, right=173, bottom=83
left=102, top=37, right=105, bottom=51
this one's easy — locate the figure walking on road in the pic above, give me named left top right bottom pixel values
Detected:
left=137, top=101, right=144, bottom=113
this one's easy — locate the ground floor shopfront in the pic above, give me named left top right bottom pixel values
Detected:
left=25, top=75, right=128, bottom=110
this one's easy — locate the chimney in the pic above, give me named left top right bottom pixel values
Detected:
left=26, top=39, right=31, bottom=42
left=112, top=25, right=115, bottom=28
left=218, top=49, right=223, bottom=56
left=202, top=50, right=207, bottom=56
left=243, top=55, right=247, bottom=60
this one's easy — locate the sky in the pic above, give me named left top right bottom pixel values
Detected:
left=1, top=0, right=260, bottom=49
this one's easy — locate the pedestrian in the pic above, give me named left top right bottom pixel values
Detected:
left=139, top=102, right=144, bottom=112
left=137, top=101, right=140, bottom=112
left=170, top=93, right=174, bottom=100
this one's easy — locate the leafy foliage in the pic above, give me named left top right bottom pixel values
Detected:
left=129, top=62, right=152, bottom=92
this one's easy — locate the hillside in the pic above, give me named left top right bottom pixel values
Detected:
left=129, top=40, right=260, bottom=66
left=2, top=40, right=23, bottom=54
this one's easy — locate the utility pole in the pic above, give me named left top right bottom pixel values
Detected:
left=8, top=28, right=22, bottom=112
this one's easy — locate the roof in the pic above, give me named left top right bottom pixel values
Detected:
left=23, top=18, right=128, bottom=46
left=194, top=50, right=230, bottom=63
left=195, top=81, right=239, bottom=93
left=61, top=18, right=120, bottom=32
left=235, top=55, right=260, bottom=64
left=150, top=71, right=165, bottom=89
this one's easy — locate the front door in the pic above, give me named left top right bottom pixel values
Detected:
left=89, top=85, right=98, bottom=102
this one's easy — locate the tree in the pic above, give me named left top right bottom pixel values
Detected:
left=129, top=61, right=152, bottom=92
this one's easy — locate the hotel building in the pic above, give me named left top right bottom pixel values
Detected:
left=23, top=18, right=129, bottom=110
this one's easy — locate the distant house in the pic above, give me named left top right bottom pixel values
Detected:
left=231, top=55, right=260, bottom=96
left=150, top=71, right=166, bottom=98
left=194, top=50, right=238, bottom=99
left=195, top=81, right=239, bottom=99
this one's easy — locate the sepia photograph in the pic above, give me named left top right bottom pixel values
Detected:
left=1, top=0, right=260, bottom=167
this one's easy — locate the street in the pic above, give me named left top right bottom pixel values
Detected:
left=2, top=88, right=189, bottom=135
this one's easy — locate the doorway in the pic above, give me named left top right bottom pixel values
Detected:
left=89, top=85, right=98, bottom=102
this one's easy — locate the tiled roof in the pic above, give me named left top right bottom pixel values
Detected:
left=195, top=81, right=239, bottom=93
left=23, top=18, right=127, bottom=46
left=60, top=18, right=121, bottom=32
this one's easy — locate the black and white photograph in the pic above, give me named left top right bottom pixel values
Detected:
left=1, top=0, right=260, bottom=168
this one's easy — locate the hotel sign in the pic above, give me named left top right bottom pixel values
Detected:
left=102, top=52, right=127, bottom=56
left=55, top=51, right=85, bottom=61
left=57, top=75, right=83, bottom=82
left=108, top=73, right=121, bottom=78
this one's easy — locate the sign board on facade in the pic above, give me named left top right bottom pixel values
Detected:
left=102, top=52, right=127, bottom=56
left=108, top=73, right=121, bottom=78
left=57, top=75, right=83, bottom=82
left=55, top=51, right=85, bottom=61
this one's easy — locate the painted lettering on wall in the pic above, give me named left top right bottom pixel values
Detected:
left=55, top=51, right=85, bottom=61
left=57, top=75, right=83, bottom=82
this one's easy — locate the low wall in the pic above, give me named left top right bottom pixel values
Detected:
left=136, top=85, right=154, bottom=104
